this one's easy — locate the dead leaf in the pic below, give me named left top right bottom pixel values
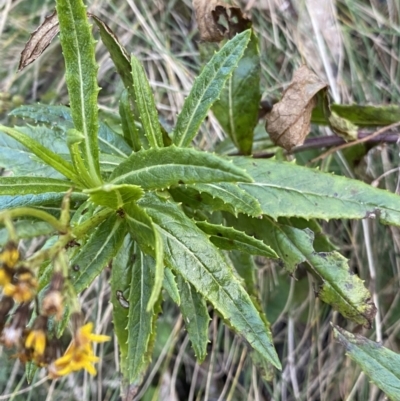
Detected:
left=193, top=0, right=251, bottom=42
left=265, top=65, right=327, bottom=151
left=18, top=11, right=60, bottom=72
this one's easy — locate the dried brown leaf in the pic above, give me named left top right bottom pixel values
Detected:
left=18, top=11, right=60, bottom=72
left=265, top=65, right=327, bottom=151
left=193, top=0, right=251, bottom=42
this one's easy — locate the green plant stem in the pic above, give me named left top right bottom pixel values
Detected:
left=0, top=208, right=67, bottom=233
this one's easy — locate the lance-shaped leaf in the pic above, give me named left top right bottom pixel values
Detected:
left=56, top=0, right=101, bottom=183
left=119, top=90, right=142, bottom=152
left=233, top=157, right=400, bottom=226
left=0, top=125, right=82, bottom=185
left=138, top=193, right=281, bottom=369
left=91, top=15, right=133, bottom=100
left=126, top=250, right=158, bottom=381
left=163, top=268, right=180, bottom=305
left=212, top=30, right=260, bottom=154
left=0, top=192, right=87, bottom=212
left=10, top=104, right=132, bottom=158
left=172, top=30, right=251, bottom=147
left=0, top=221, right=55, bottom=246
left=196, top=221, right=277, bottom=258
left=333, top=325, right=400, bottom=401
left=0, top=177, right=79, bottom=195
left=177, top=276, right=210, bottom=362
left=131, top=56, right=163, bottom=148
left=110, top=236, right=134, bottom=375
left=110, top=147, right=252, bottom=190
left=229, top=250, right=257, bottom=297
left=84, top=184, right=143, bottom=210
left=232, top=215, right=376, bottom=327
left=169, top=182, right=261, bottom=217
left=125, top=202, right=164, bottom=311
left=18, top=10, right=59, bottom=71
left=312, top=103, right=400, bottom=126
left=70, top=214, right=127, bottom=293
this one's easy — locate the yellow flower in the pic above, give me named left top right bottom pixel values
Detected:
left=3, top=270, right=37, bottom=303
left=0, top=242, right=19, bottom=268
left=25, top=329, right=46, bottom=356
left=49, top=322, right=110, bottom=378
left=0, top=267, right=12, bottom=287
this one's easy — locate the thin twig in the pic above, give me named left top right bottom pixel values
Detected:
left=309, top=121, right=400, bottom=163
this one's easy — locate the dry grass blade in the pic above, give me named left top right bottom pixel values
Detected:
left=18, top=10, right=59, bottom=72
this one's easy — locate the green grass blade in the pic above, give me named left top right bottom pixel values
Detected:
left=333, top=326, right=400, bottom=401
left=131, top=56, right=163, bottom=148
left=56, top=0, right=101, bottom=184
left=172, top=30, right=251, bottom=147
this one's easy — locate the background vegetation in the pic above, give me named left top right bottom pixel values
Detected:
left=0, top=0, right=399, bottom=400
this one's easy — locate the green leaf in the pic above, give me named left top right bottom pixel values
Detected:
left=172, top=30, right=252, bottom=147
left=91, top=15, right=133, bottom=100
left=233, top=215, right=376, bottom=327
left=131, top=55, right=163, bottom=148
left=0, top=220, right=55, bottom=246
left=233, top=157, right=400, bottom=226
left=127, top=250, right=158, bottom=382
left=169, top=183, right=261, bottom=217
left=99, top=153, right=126, bottom=174
left=10, top=104, right=132, bottom=158
left=0, top=128, right=63, bottom=178
left=212, top=30, right=260, bottom=154
left=188, top=183, right=262, bottom=217
left=196, top=221, right=277, bottom=258
left=119, top=90, right=142, bottom=152
left=163, top=268, right=180, bottom=305
left=0, top=192, right=87, bottom=212
left=0, top=125, right=82, bottom=185
left=333, top=325, right=400, bottom=401
left=124, top=202, right=164, bottom=311
left=177, top=276, right=210, bottom=362
left=110, top=235, right=133, bottom=376
left=0, top=177, right=79, bottom=195
left=84, top=184, right=143, bottom=210
left=110, top=147, right=252, bottom=190
left=70, top=214, right=126, bottom=293
left=56, top=0, right=101, bottom=184
left=229, top=250, right=257, bottom=297
left=139, top=193, right=281, bottom=369
left=312, top=103, right=400, bottom=126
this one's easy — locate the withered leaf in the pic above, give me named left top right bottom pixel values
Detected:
left=265, top=65, right=327, bottom=151
left=193, top=0, right=251, bottom=42
left=18, top=11, right=60, bottom=72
